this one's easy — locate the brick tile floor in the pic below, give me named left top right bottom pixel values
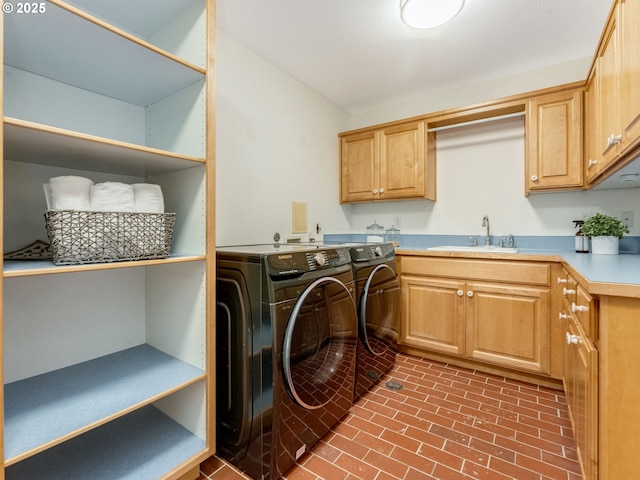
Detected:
left=199, top=353, right=582, bottom=480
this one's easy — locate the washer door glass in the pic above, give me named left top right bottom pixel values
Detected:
left=360, top=264, right=400, bottom=355
left=283, top=276, right=357, bottom=410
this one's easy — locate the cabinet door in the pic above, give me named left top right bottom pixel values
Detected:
left=465, top=282, right=550, bottom=374
left=400, top=276, right=465, bottom=356
left=526, top=89, right=583, bottom=192
left=598, top=8, right=622, bottom=168
left=340, top=130, right=378, bottom=202
left=379, top=121, right=426, bottom=200
left=621, top=0, right=640, bottom=150
left=565, top=318, right=598, bottom=480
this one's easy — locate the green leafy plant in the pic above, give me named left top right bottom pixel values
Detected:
left=581, top=213, right=630, bottom=239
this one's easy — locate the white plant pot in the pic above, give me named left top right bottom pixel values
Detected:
left=590, top=236, right=619, bottom=255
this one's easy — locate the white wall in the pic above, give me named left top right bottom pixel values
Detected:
left=215, top=31, right=352, bottom=245
left=216, top=33, right=640, bottom=244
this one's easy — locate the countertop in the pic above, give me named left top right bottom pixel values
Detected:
left=396, top=247, right=640, bottom=298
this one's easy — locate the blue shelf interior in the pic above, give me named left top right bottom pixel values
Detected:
left=4, top=344, right=204, bottom=462
left=6, top=404, right=206, bottom=479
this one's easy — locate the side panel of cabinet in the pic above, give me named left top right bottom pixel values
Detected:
left=465, top=282, right=550, bottom=374
left=400, top=276, right=465, bottom=356
left=526, top=89, right=583, bottom=192
left=598, top=295, right=640, bottom=480
left=340, top=130, right=378, bottom=203
left=584, top=72, right=602, bottom=184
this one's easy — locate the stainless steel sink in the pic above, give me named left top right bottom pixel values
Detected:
left=427, top=245, right=519, bottom=253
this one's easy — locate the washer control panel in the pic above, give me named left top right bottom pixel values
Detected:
left=267, top=247, right=351, bottom=275
left=350, top=243, right=395, bottom=262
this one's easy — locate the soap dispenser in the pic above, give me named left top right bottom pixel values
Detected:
left=574, top=220, right=588, bottom=253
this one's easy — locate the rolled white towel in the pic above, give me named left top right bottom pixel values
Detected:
left=90, top=182, right=135, bottom=212
left=133, top=183, right=164, bottom=213
left=45, top=175, right=93, bottom=211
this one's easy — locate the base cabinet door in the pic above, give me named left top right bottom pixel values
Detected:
left=465, top=282, right=550, bottom=374
left=400, top=272, right=551, bottom=376
left=400, top=276, right=465, bottom=356
left=564, top=316, right=598, bottom=480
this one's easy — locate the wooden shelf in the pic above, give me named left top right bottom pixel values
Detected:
left=3, top=1, right=204, bottom=107
left=5, top=405, right=206, bottom=480
left=3, top=254, right=205, bottom=278
left=3, top=117, right=205, bottom=176
left=4, top=344, right=205, bottom=464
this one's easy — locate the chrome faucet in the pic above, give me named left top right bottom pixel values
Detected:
left=482, top=215, right=490, bottom=246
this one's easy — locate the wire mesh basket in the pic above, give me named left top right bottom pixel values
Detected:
left=44, top=210, right=176, bottom=265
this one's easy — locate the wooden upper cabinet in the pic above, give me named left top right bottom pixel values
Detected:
left=340, top=129, right=378, bottom=203
left=598, top=7, right=622, bottom=169
left=526, top=88, right=583, bottom=193
left=340, top=120, right=436, bottom=203
left=620, top=0, right=640, bottom=152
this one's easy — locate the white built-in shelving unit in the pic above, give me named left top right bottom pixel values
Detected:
left=1, top=0, right=215, bottom=478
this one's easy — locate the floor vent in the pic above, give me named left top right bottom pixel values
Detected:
left=384, top=380, right=403, bottom=391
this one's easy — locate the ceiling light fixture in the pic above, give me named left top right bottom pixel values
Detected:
left=400, top=0, right=465, bottom=29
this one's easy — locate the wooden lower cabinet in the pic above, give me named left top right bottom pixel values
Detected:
left=466, top=282, right=549, bottom=374
left=564, top=314, right=598, bottom=480
left=400, top=277, right=465, bottom=356
left=400, top=259, right=551, bottom=376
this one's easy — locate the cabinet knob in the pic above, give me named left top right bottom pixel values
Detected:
left=373, top=188, right=378, bottom=194
left=379, top=188, right=385, bottom=193
left=557, top=277, right=568, bottom=284
left=607, top=133, right=623, bottom=146
left=559, top=312, right=570, bottom=320
left=588, top=159, right=598, bottom=168
left=457, top=290, right=464, bottom=297
left=566, top=332, right=581, bottom=345
left=563, top=287, right=576, bottom=296
left=572, top=302, right=589, bottom=313
left=466, top=291, right=474, bottom=298
left=530, top=175, right=538, bottom=182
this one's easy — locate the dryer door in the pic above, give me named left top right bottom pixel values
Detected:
left=360, top=263, right=400, bottom=355
left=283, top=276, right=357, bottom=410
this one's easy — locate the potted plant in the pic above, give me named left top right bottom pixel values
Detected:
left=581, top=213, right=630, bottom=254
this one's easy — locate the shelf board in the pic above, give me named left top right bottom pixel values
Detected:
left=4, top=344, right=205, bottom=464
left=65, top=0, right=200, bottom=41
left=3, top=254, right=206, bottom=278
left=4, top=1, right=205, bottom=106
left=3, top=117, right=205, bottom=176
left=5, top=404, right=206, bottom=480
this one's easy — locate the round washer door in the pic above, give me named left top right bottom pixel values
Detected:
left=360, top=263, right=400, bottom=355
left=283, top=276, right=357, bottom=410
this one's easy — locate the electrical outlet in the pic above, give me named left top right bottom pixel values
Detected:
left=394, top=216, right=401, bottom=228
left=621, top=211, right=634, bottom=228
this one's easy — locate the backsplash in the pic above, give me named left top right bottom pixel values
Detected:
left=324, top=234, right=640, bottom=254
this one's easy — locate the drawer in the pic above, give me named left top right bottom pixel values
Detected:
left=400, top=256, right=550, bottom=286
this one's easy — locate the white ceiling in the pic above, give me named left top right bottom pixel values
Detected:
left=217, top=0, right=613, bottom=114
